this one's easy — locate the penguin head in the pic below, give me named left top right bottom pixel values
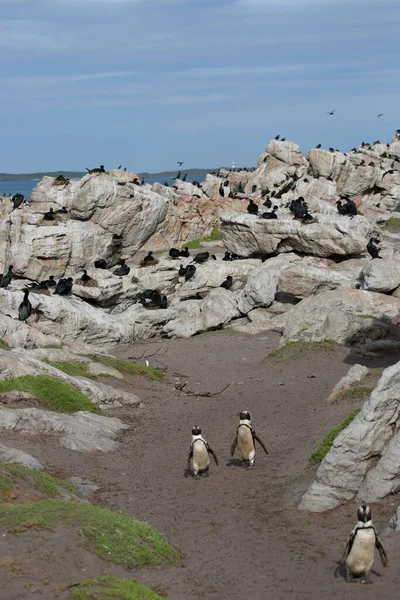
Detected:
left=357, top=505, right=372, bottom=523
left=192, top=426, right=202, bottom=436
left=239, top=410, right=251, bottom=421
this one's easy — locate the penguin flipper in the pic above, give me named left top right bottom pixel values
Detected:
left=375, top=534, right=388, bottom=567
left=230, top=433, right=238, bottom=457
left=341, top=531, right=355, bottom=563
left=253, top=431, right=269, bottom=455
left=207, top=445, right=219, bottom=466
left=187, top=447, right=193, bottom=468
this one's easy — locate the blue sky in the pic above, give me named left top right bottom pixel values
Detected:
left=1, top=0, right=399, bottom=173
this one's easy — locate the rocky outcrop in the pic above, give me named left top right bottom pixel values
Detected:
left=0, top=406, right=128, bottom=452
left=327, top=364, right=370, bottom=403
left=299, top=360, right=400, bottom=511
left=0, top=443, right=43, bottom=469
left=220, top=212, right=375, bottom=258
left=359, top=259, right=400, bottom=293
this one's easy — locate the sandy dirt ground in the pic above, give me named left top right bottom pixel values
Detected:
left=1, top=330, right=400, bottom=599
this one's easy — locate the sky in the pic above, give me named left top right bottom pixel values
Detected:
left=1, top=0, right=399, bottom=173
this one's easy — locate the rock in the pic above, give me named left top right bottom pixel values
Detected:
left=282, top=289, right=400, bottom=345
left=220, top=211, right=376, bottom=258
left=359, top=259, right=400, bottom=293
left=327, top=364, right=370, bottom=403
left=307, top=149, right=353, bottom=188
left=0, top=349, right=141, bottom=409
left=278, top=263, right=356, bottom=299
left=0, top=406, right=128, bottom=452
left=237, top=254, right=301, bottom=314
left=0, top=443, right=43, bottom=469
left=265, top=140, right=304, bottom=166
left=68, top=476, right=99, bottom=498
left=299, top=360, right=400, bottom=511
left=163, top=288, right=239, bottom=337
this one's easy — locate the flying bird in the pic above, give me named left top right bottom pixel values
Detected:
left=326, top=110, right=335, bottom=115
left=177, top=161, right=185, bottom=166
left=377, top=114, right=384, bottom=118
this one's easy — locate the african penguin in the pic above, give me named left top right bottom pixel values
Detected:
left=230, top=410, right=268, bottom=468
left=342, top=505, right=388, bottom=583
left=187, top=426, right=218, bottom=479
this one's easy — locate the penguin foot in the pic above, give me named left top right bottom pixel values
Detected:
left=361, top=574, right=372, bottom=585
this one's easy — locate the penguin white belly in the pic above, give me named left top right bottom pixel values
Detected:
left=237, top=427, right=255, bottom=461
left=346, top=530, right=375, bottom=575
left=193, top=441, right=209, bottom=472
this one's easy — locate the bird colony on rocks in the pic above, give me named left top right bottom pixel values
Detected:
left=1, top=134, right=400, bottom=528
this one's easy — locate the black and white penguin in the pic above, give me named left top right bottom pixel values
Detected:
left=18, top=289, right=32, bottom=322
left=187, top=426, right=218, bottom=478
left=367, top=238, right=382, bottom=259
left=342, top=505, right=388, bottom=583
left=230, top=410, right=268, bottom=468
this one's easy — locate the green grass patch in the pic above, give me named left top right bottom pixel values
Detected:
left=385, top=217, right=400, bottom=231
left=0, top=463, right=76, bottom=497
left=336, top=387, right=373, bottom=402
left=0, top=500, right=179, bottom=568
left=91, top=355, right=165, bottom=382
left=267, top=339, right=337, bottom=363
left=309, top=409, right=361, bottom=465
left=69, top=575, right=166, bottom=599
left=0, top=338, right=10, bottom=350
left=358, top=314, right=374, bottom=319
left=42, top=344, right=63, bottom=349
left=43, top=359, right=95, bottom=379
left=0, top=474, right=11, bottom=493
left=184, top=226, right=221, bottom=249
left=0, top=375, right=99, bottom=414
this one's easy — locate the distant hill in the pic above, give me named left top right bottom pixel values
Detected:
left=0, top=168, right=226, bottom=182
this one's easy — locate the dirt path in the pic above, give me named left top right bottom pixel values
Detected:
left=1, top=331, right=400, bottom=599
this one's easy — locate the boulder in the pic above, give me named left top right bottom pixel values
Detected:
left=282, top=289, right=400, bottom=345
left=265, top=140, right=304, bottom=166
left=299, top=360, right=400, bottom=511
left=220, top=211, right=375, bottom=258
left=0, top=443, right=43, bottom=470
left=278, top=263, right=356, bottom=299
left=0, top=406, right=128, bottom=452
left=359, top=259, right=400, bottom=293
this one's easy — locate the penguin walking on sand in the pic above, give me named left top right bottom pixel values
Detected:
left=187, top=426, right=218, bottom=478
left=230, top=411, right=268, bottom=468
left=342, top=505, right=388, bottom=583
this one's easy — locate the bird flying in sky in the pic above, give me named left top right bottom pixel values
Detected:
left=326, top=110, right=335, bottom=115
left=377, top=113, right=384, bottom=118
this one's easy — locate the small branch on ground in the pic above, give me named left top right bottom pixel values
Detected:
left=176, top=382, right=233, bottom=397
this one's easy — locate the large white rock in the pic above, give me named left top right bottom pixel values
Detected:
left=282, top=289, right=400, bottom=345
left=0, top=443, right=43, bottom=470
left=299, top=360, right=400, bottom=511
left=278, top=263, right=356, bottom=298
left=0, top=406, right=128, bottom=452
left=237, top=254, right=301, bottom=314
left=359, top=259, right=400, bottom=293
left=220, top=211, right=375, bottom=258
left=307, top=148, right=354, bottom=189
left=265, top=140, right=304, bottom=166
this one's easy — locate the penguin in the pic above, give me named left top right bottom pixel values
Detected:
left=367, top=238, right=382, bottom=259
left=187, top=426, right=218, bottom=478
left=18, top=289, right=32, bottom=322
left=230, top=410, right=268, bottom=468
left=342, top=505, right=388, bottom=583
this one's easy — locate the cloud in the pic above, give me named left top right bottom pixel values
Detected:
left=3, top=71, right=137, bottom=86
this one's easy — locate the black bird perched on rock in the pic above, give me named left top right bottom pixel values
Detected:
left=113, top=259, right=130, bottom=276
left=193, top=252, right=210, bottom=264
left=79, top=270, right=91, bottom=284
left=185, top=264, right=196, bottom=281
left=169, top=248, right=181, bottom=259
left=86, top=165, right=106, bottom=174
left=281, top=138, right=286, bottom=141
left=290, top=197, right=308, bottom=220
left=159, top=295, right=168, bottom=309
left=176, top=171, right=181, bottom=180
left=118, top=165, right=121, bottom=169
left=54, top=277, right=73, bottom=295
left=222, top=251, right=232, bottom=261
left=11, top=194, right=25, bottom=211
left=368, top=162, right=375, bottom=167
left=220, top=276, right=233, bottom=290
left=94, top=258, right=107, bottom=269
left=315, top=144, right=322, bottom=148
left=263, top=197, right=272, bottom=208
left=178, top=264, right=187, bottom=277
left=180, top=247, right=190, bottom=258
left=238, top=181, right=244, bottom=194
left=141, top=251, right=157, bottom=267
left=43, top=207, right=55, bottom=221
left=182, top=174, right=187, bottom=182
left=336, top=200, right=348, bottom=216
left=261, top=206, right=278, bottom=220
left=43, top=275, right=56, bottom=288
left=219, top=184, right=225, bottom=197
left=329, top=147, right=335, bottom=153
left=18, top=289, right=32, bottom=322
left=367, top=238, right=382, bottom=259
left=0, top=266, right=13, bottom=288
left=247, top=199, right=259, bottom=215
left=274, top=135, right=280, bottom=140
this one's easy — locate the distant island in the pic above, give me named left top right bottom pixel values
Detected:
left=0, top=168, right=226, bottom=182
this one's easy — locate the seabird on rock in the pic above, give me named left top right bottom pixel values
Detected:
left=54, top=277, right=73, bottom=295
left=18, top=289, right=32, bottom=322
left=247, top=199, right=258, bottom=215
left=367, top=238, right=382, bottom=259
left=178, top=264, right=187, bottom=277
left=0, top=265, right=13, bottom=288
left=11, top=194, right=25, bottom=211
left=113, top=259, right=130, bottom=276
left=193, top=252, right=210, bottom=264
left=222, top=251, right=232, bottom=261
left=261, top=206, right=278, bottom=220
left=94, top=259, right=107, bottom=269
left=180, top=247, right=190, bottom=258
left=79, top=270, right=91, bottom=284
left=184, top=264, right=196, bottom=281
left=315, top=144, right=321, bottom=148
left=274, top=135, right=280, bottom=140
left=43, top=207, right=55, bottom=221
left=220, top=276, right=233, bottom=290
left=86, top=165, right=106, bottom=174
